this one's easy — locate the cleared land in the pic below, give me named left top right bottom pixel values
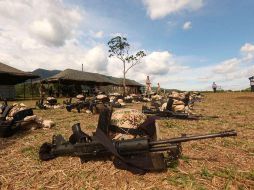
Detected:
left=0, top=92, right=254, bottom=190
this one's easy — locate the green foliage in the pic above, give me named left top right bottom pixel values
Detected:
left=108, top=36, right=146, bottom=72
left=108, top=36, right=130, bottom=58
left=108, top=36, right=146, bottom=94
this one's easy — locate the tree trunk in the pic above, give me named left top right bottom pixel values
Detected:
left=123, top=62, right=126, bottom=96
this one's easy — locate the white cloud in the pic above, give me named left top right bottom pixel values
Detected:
left=0, top=40, right=108, bottom=73
left=93, top=31, right=104, bottom=38
left=190, top=43, right=254, bottom=90
left=86, top=30, right=105, bottom=39
left=142, top=0, right=204, bottom=20
left=0, top=0, right=252, bottom=91
left=83, top=45, right=108, bottom=72
left=110, top=32, right=126, bottom=38
left=127, top=42, right=254, bottom=91
left=29, top=2, right=82, bottom=46
left=143, top=51, right=172, bottom=75
left=0, top=0, right=82, bottom=47
left=213, top=58, right=240, bottom=74
left=182, top=21, right=192, bottom=30
left=30, top=18, right=65, bottom=46
left=142, top=51, right=188, bottom=75
left=241, top=43, right=254, bottom=53
left=0, top=0, right=108, bottom=72
left=107, top=50, right=189, bottom=89
left=110, top=50, right=187, bottom=78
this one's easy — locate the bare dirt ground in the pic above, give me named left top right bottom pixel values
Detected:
left=0, top=92, right=254, bottom=190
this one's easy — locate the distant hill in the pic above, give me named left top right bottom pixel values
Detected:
left=32, top=68, right=61, bottom=80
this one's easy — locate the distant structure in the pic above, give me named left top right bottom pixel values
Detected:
left=249, top=76, right=254, bottom=92
left=212, top=82, right=217, bottom=93
left=0, top=62, right=39, bottom=99
left=42, top=69, right=143, bottom=96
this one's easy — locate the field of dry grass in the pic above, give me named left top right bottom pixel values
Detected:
left=0, top=92, right=254, bottom=190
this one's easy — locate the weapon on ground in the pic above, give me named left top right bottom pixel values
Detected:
left=36, top=99, right=46, bottom=109
left=36, top=97, right=59, bottom=110
left=65, top=98, right=94, bottom=113
left=142, top=105, right=199, bottom=120
left=0, top=105, right=33, bottom=137
left=142, top=105, right=219, bottom=120
left=39, top=108, right=237, bottom=173
left=65, top=96, right=121, bottom=113
left=0, top=99, right=8, bottom=118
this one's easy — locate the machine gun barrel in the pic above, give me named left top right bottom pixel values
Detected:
left=149, top=130, right=237, bottom=146
left=39, top=129, right=237, bottom=161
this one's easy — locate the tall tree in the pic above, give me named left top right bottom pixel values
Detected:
left=108, top=36, right=146, bottom=95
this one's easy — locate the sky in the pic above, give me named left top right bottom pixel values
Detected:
left=0, top=0, right=254, bottom=91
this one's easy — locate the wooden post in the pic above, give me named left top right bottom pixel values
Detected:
left=23, top=82, right=26, bottom=100
left=30, top=79, right=33, bottom=99
left=58, top=80, right=60, bottom=97
left=47, top=82, right=49, bottom=96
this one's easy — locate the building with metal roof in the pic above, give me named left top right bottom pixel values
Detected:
left=0, top=62, right=39, bottom=99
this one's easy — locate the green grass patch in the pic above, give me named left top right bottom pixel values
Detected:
left=200, top=167, right=213, bottom=180
left=86, top=124, right=96, bottom=129
left=201, top=168, right=254, bottom=183
left=163, top=120, right=181, bottom=129
left=235, top=111, right=244, bottom=115
left=167, top=159, right=179, bottom=169
left=242, top=170, right=254, bottom=181
left=167, top=173, right=206, bottom=189
left=221, top=138, right=244, bottom=148
left=223, top=180, right=232, bottom=190
left=214, top=167, right=237, bottom=180
left=246, top=124, right=254, bottom=129
left=167, top=173, right=195, bottom=187
left=21, top=146, right=39, bottom=161
left=181, top=155, right=191, bottom=164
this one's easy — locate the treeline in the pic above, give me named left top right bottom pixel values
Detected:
left=15, top=83, right=89, bottom=99
left=15, top=83, right=40, bottom=99
left=15, top=83, right=60, bottom=99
